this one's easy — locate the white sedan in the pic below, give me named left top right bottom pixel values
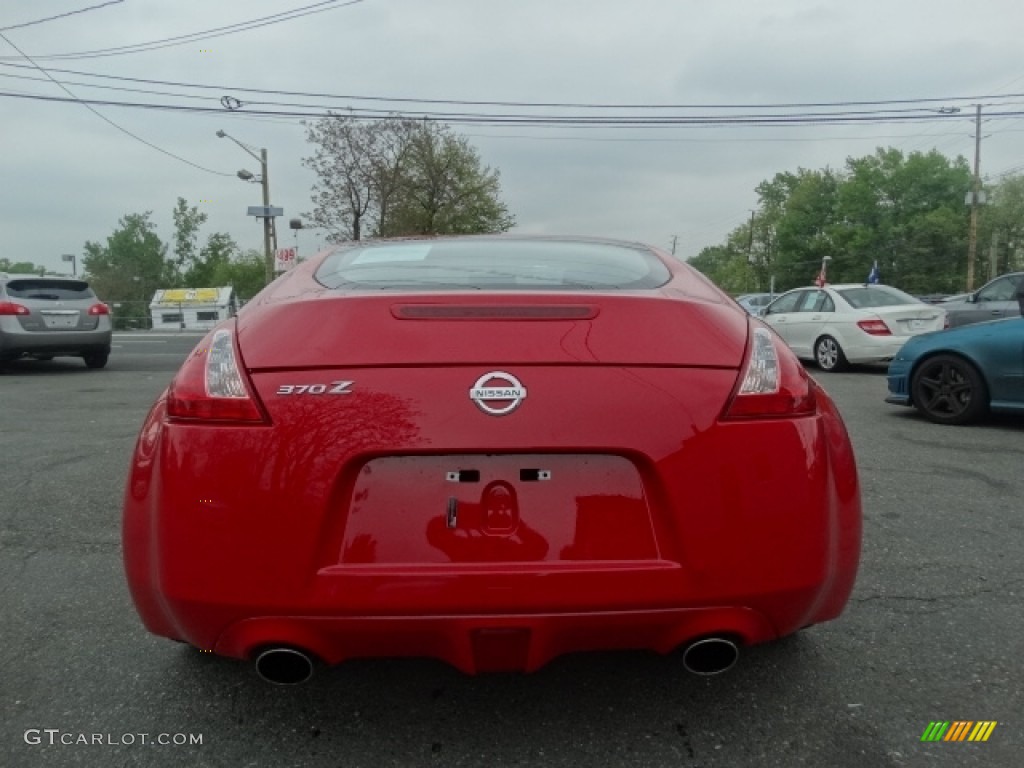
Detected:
left=760, top=284, right=946, bottom=371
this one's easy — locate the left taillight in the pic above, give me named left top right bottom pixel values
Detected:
left=0, top=301, right=30, bottom=316
left=722, top=325, right=817, bottom=420
left=166, top=326, right=267, bottom=423
left=88, top=303, right=110, bottom=316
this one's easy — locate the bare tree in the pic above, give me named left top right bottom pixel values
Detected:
left=303, top=115, right=514, bottom=242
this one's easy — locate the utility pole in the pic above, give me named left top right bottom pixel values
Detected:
left=747, top=210, right=755, bottom=260
left=670, top=235, right=678, bottom=256
left=966, top=104, right=982, bottom=291
left=988, top=232, right=999, bottom=282
left=217, top=130, right=279, bottom=286
left=259, top=148, right=274, bottom=285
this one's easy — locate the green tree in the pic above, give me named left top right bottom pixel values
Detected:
left=82, top=212, right=168, bottom=303
left=208, top=249, right=266, bottom=300
left=706, top=148, right=972, bottom=295
left=184, top=232, right=238, bottom=288
left=0, top=258, right=44, bottom=274
left=303, top=115, right=514, bottom=241
left=762, top=168, right=841, bottom=289
left=833, top=148, right=969, bottom=292
left=980, top=174, right=1024, bottom=277
left=380, top=122, right=514, bottom=236
left=688, top=242, right=756, bottom=293
left=170, top=197, right=208, bottom=285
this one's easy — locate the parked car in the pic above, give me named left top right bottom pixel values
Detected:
left=940, top=271, right=1024, bottom=328
left=123, top=235, right=862, bottom=683
left=0, top=274, right=112, bottom=369
left=760, top=284, right=946, bottom=371
left=735, top=292, right=775, bottom=314
left=886, top=317, right=1024, bottom=425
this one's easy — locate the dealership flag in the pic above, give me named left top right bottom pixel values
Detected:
left=814, top=261, right=828, bottom=287
left=868, top=260, right=880, bottom=284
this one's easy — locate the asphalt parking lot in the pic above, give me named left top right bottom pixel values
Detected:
left=1, top=333, right=1021, bottom=768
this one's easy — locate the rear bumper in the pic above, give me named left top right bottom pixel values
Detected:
left=214, top=606, right=778, bottom=674
left=841, top=335, right=908, bottom=364
left=123, top=379, right=862, bottom=673
left=0, top=317, right=111, bottom=356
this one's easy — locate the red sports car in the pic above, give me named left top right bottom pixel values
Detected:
left=123, top=236, right=861, bottom=684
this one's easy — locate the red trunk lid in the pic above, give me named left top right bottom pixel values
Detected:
left=236, top=291, right=747, bottom=370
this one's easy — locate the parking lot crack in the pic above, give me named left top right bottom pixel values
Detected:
left=854, top=578, right=1024, bottom=608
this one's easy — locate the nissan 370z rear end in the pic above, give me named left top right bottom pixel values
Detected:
left=123, top=236, right=861, bottom=682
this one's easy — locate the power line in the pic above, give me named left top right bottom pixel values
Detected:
left=4, top=60, right=1024, bottom=113
left=0, top=1, right=124, bottom=32
left=0, top=69, right=222, bottom=103
left=0, top=71, right=999, bottom=142
left=0, top=0, right=366, bottom=61
left=6, top=65, right=1020, bottom=123
left=0, top=32, right=231, bottom=177
left=9, top=89, right=1024, bottom=127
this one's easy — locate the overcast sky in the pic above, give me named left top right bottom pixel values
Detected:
left=3, top=0, right=1024, bottom=276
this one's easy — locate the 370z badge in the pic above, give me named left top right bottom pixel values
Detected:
left=276, top=381, right=353, bottom=395
left=469, top=371, right=527, bottom=416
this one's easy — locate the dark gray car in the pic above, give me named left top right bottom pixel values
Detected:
left=0, top=274, right=112, bottom=368
left=940, top=271, right=1024, bottom=328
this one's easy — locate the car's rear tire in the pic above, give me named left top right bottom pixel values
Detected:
left=910, top=354, right=988, bottom=425
left=815, top=335, right=848, bottom=372
left=83, top=351, right=109, bottom=369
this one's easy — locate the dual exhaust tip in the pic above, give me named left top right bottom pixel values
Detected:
left=255, top=647, right=315, bottom=686
left=253, top=637, right=739, bottom=685
left=680, top=637, right=740, bottom=676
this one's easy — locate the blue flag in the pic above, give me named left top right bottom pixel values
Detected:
left=867, top=261, right=880, bottom=284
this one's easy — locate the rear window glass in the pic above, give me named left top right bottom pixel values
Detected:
left=315, top=239, right=671, bottom=291
left=837, top=285, right=920, bottom=309
left=5, top=279, right=94, bottom=301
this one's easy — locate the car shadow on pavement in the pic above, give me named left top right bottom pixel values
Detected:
left=0, top=359, right=100, bottom=375
left=153, top=630, right=896, bottom=768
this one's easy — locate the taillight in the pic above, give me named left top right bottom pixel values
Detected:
left=722, top=325, right=816, bottom=420
left=0, top=301, right=30, bottom=316
left=166, top=327, right=266, bottom=423
left=88, top=303, right=110, bottom=316
left=856, top=318, right=891, bottom=335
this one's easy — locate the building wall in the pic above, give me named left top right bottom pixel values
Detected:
left=150, top=306, right=227, bottom=331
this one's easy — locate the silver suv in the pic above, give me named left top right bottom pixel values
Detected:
left=0, top=274, right=112, bottom=369
left=940, top=271, right=1024, bottom=328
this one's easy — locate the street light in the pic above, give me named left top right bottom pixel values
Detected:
left=216, top=129, right=276, bottom=285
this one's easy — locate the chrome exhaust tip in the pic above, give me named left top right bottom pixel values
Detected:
left=681, top=637, right=740, bottom=676
left=254, top=647, right=315, bottom=685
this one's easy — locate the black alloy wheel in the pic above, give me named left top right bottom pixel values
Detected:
left=910, top=354, right=988, bottom=425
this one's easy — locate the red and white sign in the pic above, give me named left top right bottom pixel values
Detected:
left=275, top=247, right=297, bottom=272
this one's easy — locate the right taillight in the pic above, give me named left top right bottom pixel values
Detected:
left=0, top=301, right=30, bottom=316
left=722, top=325, right=817, bottom=420
left=166, top=326, right=267, bottom=423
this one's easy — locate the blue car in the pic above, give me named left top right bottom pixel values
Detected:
left=886, top=317, right=1024, bottom=425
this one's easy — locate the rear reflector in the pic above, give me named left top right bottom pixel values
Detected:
left=856, top=318, right=891, bottom=335
left=722, top=326, right=816, bottom=420
left=166, top=327, right=266, bottom=423
left=392, top=304, right=598, bottom=320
